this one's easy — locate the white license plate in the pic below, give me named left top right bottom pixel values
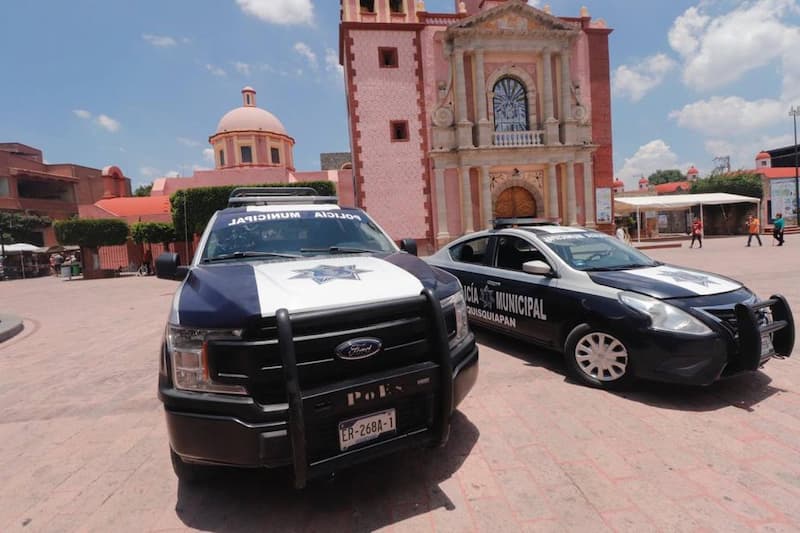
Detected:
left=761, top=334, right=774, bottom=357
left=338, top=408, right=396, bottom=451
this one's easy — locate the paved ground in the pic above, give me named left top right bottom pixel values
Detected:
left=1, top=235, right=799, bottom=532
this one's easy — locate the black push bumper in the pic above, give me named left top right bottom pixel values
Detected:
left=639, top=294, right=794, bottom=385
left=160, top=289, right=478, bottom=487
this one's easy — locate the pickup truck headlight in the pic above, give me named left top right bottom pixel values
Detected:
left=166, top=325, right=247, bottom=395
left=619, top=292, right=712, bottom=336
left=441, top=291, right=469, bottom=348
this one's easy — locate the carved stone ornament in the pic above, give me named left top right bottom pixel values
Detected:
left=574, top=105, right=587, bottom=121
left=432, top=105, right=455, bottom=127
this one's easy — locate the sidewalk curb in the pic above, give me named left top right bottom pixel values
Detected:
left=0, top=313, right=24, bottom=343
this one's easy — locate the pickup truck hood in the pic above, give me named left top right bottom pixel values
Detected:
left=170, top=253, right=458, bottom=328
left=587, top=264, right=742, bottom=300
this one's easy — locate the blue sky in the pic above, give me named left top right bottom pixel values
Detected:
left=1, top=0, right=799, bottom=190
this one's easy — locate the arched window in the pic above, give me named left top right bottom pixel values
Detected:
left=493, top=77, right=528, bottom=132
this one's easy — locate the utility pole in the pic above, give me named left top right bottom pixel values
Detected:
left=790, top=106, right=800, bottom=225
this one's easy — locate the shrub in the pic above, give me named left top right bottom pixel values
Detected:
left=54, top=219, right=129, bottom=248
left=131, top=222, right=176, bottom=245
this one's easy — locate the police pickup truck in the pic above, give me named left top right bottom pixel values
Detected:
left=426, top=220, right=793, bottom=389
left=156, top=188, right=478, bottom=487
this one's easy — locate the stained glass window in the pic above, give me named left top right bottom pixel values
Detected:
left=493, top=77, right=529, bottom=132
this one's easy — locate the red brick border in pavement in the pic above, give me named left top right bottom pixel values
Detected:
left=0, top=235, right=798, bottom=532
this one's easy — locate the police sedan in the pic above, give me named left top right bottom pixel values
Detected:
left=426, top=220, right=794, bottom=389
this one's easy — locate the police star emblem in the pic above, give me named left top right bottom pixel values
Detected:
left=290, top=264, right=371, bottom=284
left=479, top=285, right=495, bottom=309
left=656, top=269, right=718, bottom=287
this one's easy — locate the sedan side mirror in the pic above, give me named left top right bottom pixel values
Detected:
left=156, top=252, right=189, bottom=281
left=523, top=260, right=554, bottom=276
left=400, top=238, right=418, bottom=256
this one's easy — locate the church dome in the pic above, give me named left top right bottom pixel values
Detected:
left=215, top=87, right=287, bottom=136
left=755, top=151, right=771, bottom=161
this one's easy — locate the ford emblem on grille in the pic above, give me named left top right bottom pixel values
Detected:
left=335, top=338, right=382, bottom=360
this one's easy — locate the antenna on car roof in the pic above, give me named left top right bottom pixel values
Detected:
left=227, top=187, right=339, bottom=207
left=492, top=217, right=559, bottom=229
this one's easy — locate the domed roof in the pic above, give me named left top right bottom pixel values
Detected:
left=214, top=87, right=288, bottom=136
left=216, top=107, right=287, bottom=135
left=687, top=165, right=699, bottom=174
left=756, top=151, right=771, bottom=160
left=638, top=177, right=648, bottom=184
left=612, top=179, right=624, bottom=186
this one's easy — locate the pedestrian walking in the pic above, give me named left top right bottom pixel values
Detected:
left=689, top=217, right=703, bottom=248
left=773, top=212, right=785, bottom=246
left=746, top=214, right=763, bottom=247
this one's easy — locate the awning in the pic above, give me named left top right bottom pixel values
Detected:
left=614, top=193, right=759, bottom=213
left=614, top=193, right=761, bottom=243
left=0, top=243, right=48, bottom=254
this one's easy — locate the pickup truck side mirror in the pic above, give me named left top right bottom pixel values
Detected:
left=156, top=252, right=189, bottom=281
left=522, top=260, right=554, bottom=276
left=400, top=238, right=418, bottom=256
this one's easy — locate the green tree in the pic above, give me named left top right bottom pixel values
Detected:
left=0, top=212, right=52, bottom=245
left=131, top=222, right=176, bottom=246
left=690, top=172, right=763, bottom=198
left=133, top=183, right=153, bottom=197
left=54, top=219, right=129, bottom=248
left=647, top=169, right=685, bottom=186
left=170, top=181, right=337, bottom=236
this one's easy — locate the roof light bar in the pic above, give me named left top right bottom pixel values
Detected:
left=227, top=187, right=339, bottom=207
left=492, top=217, right=559, bottom=229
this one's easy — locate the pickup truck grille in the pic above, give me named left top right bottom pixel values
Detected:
left=206, top=296, right=455, bottom=405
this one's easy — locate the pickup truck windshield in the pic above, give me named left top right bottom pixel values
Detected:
left=539, top=232, right=658, bottom=271
left=201, top=208, right=396, bottom=262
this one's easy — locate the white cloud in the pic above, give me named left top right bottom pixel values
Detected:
left=669, top=0, right=800, bottom=91
left=669, top=96, right=785, bottom=136
left=205, top=64, right=227, bottom=77
left=72, top=109, right=91, bottom=119
left=294, top=42, right=318, bottom=69
left=236, top=0, right=314, bottom=25
left=142, top=33, right=177, bottom=47
left=203, top=148, right=214, bottom=162
left=177, top=137, right=202, bottom=147
left=140, top=166, right=161, bottom=178
left=613, top=54, right=677, bottom=102
left=705, top=133, right=794, bottom=169
left=192, top=164, right=211, bottom=172
left=324, top=48, right=343, bottom=75
left=96, top=114, right=120, bottom=132
left=616, top=139, right=692, bottom=189
left=527, top=0, right=541, bottom=6
left=234, top=61, right=252, bottom=77
left=165, top=171, right=180, bottom=178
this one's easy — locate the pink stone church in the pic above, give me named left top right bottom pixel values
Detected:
left=340, top=0, right=615, bottom=252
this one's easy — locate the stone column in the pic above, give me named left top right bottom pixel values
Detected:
left=454, top=49, right=473, bottom=149
left=565, top=161, right=578, bottom=226
left=582, top=156, right=596, bottom=227
left=460, top=166, right=474, bottom=233
left=542, top=48, right=559, bottom=145
left=434, top=167, right=450, bottom=244
left=475, top=50, right=491, bottom=147
left=560, top=48, right=577, bottom=145
left=480, top=165, right=492, bottom=229
left=547, top=162, right=559, bottom=220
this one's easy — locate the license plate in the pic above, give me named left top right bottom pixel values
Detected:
left=338, top=408, right=396, bottom=451
left=761, top=334, right=774, bottom=357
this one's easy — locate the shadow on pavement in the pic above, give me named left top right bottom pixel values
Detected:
left=174, top=411, right=479, bottom=532
left=474, top=327, right=786, bottom=413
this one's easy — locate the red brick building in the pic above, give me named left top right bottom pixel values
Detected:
left=340, top=0, right=615, bottom=251
left=0, top=142, right=130, bottom=245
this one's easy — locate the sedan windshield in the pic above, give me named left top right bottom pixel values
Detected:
left=538, top=231, right=658, bottom=271
left=201, top=209, right=395, bottom=262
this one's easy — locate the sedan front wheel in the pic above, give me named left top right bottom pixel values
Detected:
left=564, top=324, right=634, bottom=389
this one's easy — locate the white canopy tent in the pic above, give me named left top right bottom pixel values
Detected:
left=614, top=193, right=761, bottom=242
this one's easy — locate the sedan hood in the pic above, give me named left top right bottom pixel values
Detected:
left=171, top=253, right=458, bottom=328
left=588, top=264, right=742, bottom=300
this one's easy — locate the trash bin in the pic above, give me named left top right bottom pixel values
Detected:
left=71, top=264, right=81, bottom=276
left=61, top=265, right=71, bottom=279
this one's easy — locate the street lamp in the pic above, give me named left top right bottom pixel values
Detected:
left=790, top=105, right=800, bottom=226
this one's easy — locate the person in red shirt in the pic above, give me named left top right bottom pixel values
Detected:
left=690, top=217, right=703, bottom=248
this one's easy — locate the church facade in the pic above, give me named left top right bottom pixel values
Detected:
left=340, top=0, right=614, bottom=252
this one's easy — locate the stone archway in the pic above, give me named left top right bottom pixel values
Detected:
left=495, top=186, right=537, bottom=218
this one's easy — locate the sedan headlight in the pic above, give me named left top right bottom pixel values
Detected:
left=619, top=292, right=712, bottom=336
left=166, top=325, right=247, bottom=395
left=441, top=290, right=469, bottom=348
